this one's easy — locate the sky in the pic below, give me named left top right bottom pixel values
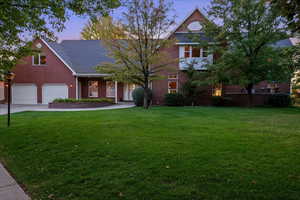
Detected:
left=56, top=0, right=212, bottom=41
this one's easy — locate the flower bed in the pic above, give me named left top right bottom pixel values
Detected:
left=49, top=98, right=114, bottom=109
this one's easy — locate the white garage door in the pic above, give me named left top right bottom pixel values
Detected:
left=12, top=84, right=37, bottom=104
left=42, top=84, right=68, bottom=104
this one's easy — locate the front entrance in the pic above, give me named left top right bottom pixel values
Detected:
left=123, top=83, right=136, bottom=101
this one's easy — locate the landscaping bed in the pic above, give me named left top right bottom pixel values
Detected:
left=49, top=98, right=114, bottom=109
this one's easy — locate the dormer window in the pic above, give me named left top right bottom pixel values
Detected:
left=32, top=54, right=47, bottom=66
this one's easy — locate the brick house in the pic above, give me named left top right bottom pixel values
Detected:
left=0, top=8, right=293, bottom=105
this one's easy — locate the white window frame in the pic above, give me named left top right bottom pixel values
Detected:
left=32, top=53, right=47, bottom=66
left=168, top=73, right=178, bottom=94
left=183, top=46, right=207, bottom=58
left=106, top=81, right=115, bottom=98
left=88, top=81, right=99, bottom=98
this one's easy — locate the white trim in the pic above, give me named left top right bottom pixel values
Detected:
left=76, top=73, right=110, bottom=77
left=114, top=81, right=118, bottom=104
left=176, top=42, right=216, bottom=45
left=167, top=7, right=209, bottom=39
left=40, top=38, right=76, bottom=75
left=75, top=76, right=78, bottom=100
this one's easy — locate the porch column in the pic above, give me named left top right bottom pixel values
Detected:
left=75, top=76, right=79, bottom=100
left=114, top=81, right=118, bottom=104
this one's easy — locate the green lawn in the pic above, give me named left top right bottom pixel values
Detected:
left=0, top=107, right=300, bottom=200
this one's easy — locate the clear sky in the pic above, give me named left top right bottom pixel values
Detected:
left=56, top=0, right=212, bottom=41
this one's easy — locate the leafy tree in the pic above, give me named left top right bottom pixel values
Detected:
left=196, top=0, right=291, bottom=105
left=0, top=0, right=120, bottom=75
left=180, top=64, right=205, bottom=106
left=97, top=0, right=176, bottom=109
left=285, top=44, right=300, bottom=104
left=270, top=0, right=300, bottom=33
left=81, top=16, right=122, bottom=40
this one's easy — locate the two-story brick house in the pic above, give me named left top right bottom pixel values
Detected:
left=1, top=8, right=292, bottom=105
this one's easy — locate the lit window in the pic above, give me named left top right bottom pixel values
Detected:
left=168, top=73, right=178, bottom=93
left=88, top=81, right=98, bottom=97
left=168, top=74, right=178, bottom=79
left=106, top=81, right=115, bottom=97
left=183, top=46, right=208, bottom=58
left=184, top=46, right=190, bottom=58
left=32, top=54, right=47, bottom=65
left=168, top=81, right=178, bottom=93
left=192, top=47, right=201, bottom=57
left=212, top=84, right=222, bottom=96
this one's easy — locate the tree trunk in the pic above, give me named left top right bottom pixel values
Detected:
left=143, top=87, right=150, bottom=109
left=143, top=78, right=150, bottom=109
left=246, top=83, right=254, bottom=107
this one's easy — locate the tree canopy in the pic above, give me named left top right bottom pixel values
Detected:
left=0, top=0, right=120, bottom=74
left=81, top=16, right=123, bottom=40
left=97, top=0, right=176, bottom=108
left=196, top=0, right=292, bottom=104
left=270, top=0, right=300, bottom=33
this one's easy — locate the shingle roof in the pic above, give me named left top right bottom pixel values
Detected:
left=46, top=40, right=114, bottom=74
left=273, top=38, right=293, bottom=48
left=44, top=38, right=293, bottom=75
left=173, top=32, right=213, bottom=43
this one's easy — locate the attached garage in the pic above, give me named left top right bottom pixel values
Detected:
left=42, top=84, right=68, bottom=104
left=12, top=84, right=37, bottom=104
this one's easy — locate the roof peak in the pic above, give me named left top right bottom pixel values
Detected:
left=167, top=7, right=209, bottom=39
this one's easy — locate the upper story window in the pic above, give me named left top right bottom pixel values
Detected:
left=183, top=46, right=207, bottom=58
left=32, top=54, right=47, bottom=66
left=202, top=47, right=208, bottom=58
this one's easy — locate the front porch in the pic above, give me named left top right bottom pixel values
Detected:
left=76, top=76, right=136, bottom=103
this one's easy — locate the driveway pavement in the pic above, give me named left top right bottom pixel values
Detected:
left=0, top=103, right=135, bottom=115
left=0, top=163, right=30, bottom=200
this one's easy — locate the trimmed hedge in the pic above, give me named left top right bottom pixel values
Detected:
left=132, top=88, right=152, bottom=106
left=267, top=94, right=291, bottom=107
left=211, top=96, right=233, bottom=107
left=164, top=93, right=185, bottom=106
left=52, top=98, right=114, bottom=104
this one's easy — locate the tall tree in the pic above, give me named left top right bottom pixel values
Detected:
left=81, top=16, right=122, bottom=40
left=197, top=0, right=292, bottom=105
left=97, top=0, right=176, bottom=109
left=270, top=0, right=300, bottom=33
left=0, top=0, right=120, bottom=74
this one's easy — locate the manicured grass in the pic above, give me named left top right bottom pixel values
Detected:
left=0, top=107, right=300, bottom=200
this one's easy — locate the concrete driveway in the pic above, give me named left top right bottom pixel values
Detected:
left=0, top=103, right=135, bottom=115
left=0, top=104, right=48, bottom=115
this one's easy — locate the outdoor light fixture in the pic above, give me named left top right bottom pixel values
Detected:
left=5, top=71, right=15, bottom=127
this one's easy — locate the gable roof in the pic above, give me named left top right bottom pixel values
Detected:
left=43, top=39, right=114, bottom=75
left=167, top=7, right=209, bottom=39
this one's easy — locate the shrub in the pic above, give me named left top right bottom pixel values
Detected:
left=52, top=98, right=114, bottom=104
left=267, top=94, right=291, bottom=107
left=132, top=87, right=152, bottom=106
left=164, top=93, right=185, bottom=106
left=211, top=96, right=232, bottom=107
